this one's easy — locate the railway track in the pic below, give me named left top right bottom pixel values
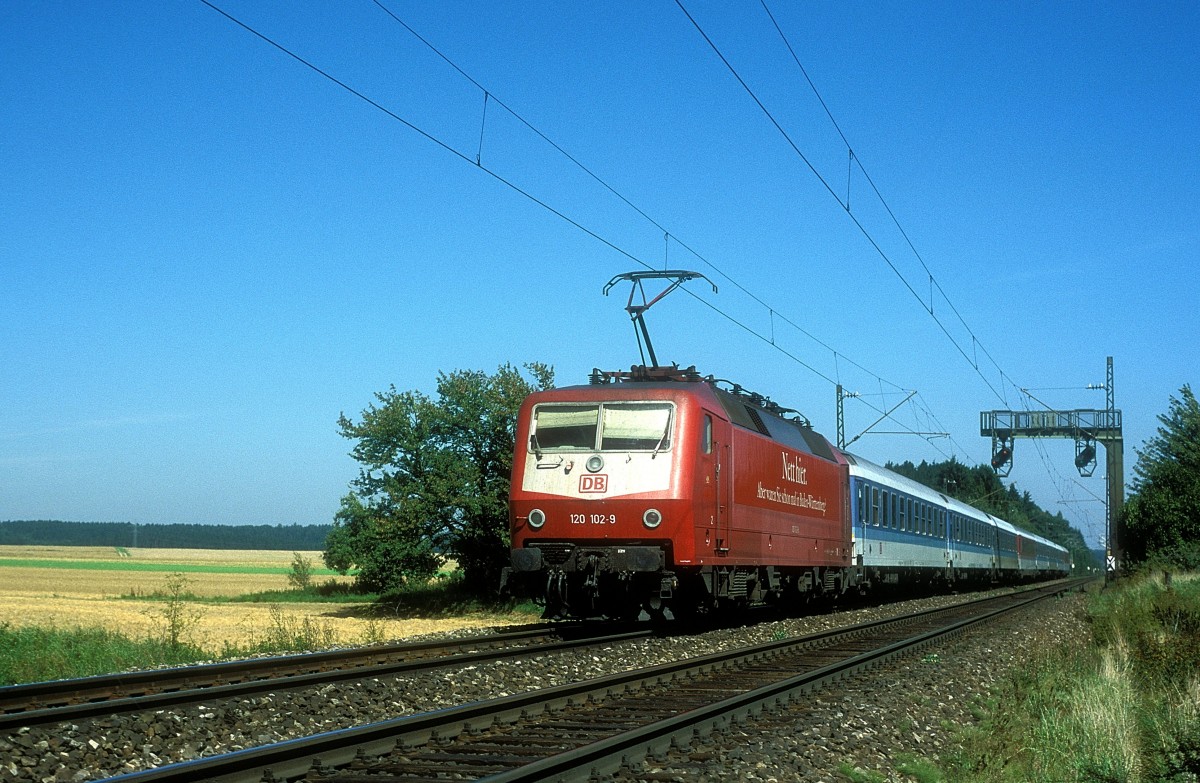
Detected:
left=0, top=622, right=653, bottom=732
left=92, top=578, right=1089, bottom=783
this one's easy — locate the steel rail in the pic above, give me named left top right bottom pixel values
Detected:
left=0, top=624, right=653, bottom=732
left=486, top=580, right=1085, bottom=782
left=92, top=579, right=1088, bottom=783
left=1, top=624, right=556, bottom=710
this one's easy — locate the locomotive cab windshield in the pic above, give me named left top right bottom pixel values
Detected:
left=530, top=401, right=674, bottom=454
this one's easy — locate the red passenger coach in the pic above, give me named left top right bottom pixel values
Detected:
left=503, top=365, right=851, bottom=620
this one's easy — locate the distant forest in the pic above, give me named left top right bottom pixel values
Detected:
left=0, top=520, right=332, bottom=551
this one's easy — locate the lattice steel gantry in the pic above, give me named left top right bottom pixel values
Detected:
left=980, top=357, right=1123, bottom=578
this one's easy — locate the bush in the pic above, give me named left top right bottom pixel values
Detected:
left=287, top=552, right=314, bottom=591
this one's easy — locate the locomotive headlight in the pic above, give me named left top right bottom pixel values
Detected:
left=642, top=508, right=663, bottom=529
left=585, top=454, right=604, bottom=473
left=528, top=508, right=546, bottom=529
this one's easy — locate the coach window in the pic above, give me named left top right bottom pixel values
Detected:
left=702, top=415, right=713, bottom=454
left=872, top=487, right=880, bottom=526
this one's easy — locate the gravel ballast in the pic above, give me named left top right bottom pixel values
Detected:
left=0, top=588, right=1090, bottom=783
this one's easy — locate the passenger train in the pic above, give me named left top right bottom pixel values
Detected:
left=502, top=364, right=1071, bottom=620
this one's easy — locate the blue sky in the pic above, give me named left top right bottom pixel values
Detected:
left=2, top=2, right=1196, bottom=551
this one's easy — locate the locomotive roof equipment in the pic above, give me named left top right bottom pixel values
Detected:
left=602, top=269, right=716, bottom=368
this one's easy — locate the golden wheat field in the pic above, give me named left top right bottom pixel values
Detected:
left=0, top=546, right=517, bottom=649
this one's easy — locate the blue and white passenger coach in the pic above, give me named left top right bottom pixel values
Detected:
left=846, top=454, right=1071, bottom=587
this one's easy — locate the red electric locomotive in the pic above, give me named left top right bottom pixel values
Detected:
left=502, top=271, right=1071, bottom=618
left=503, top=364, right=851, bottom=619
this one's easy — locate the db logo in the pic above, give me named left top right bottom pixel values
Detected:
left=579, top=474, right=608, bottom=493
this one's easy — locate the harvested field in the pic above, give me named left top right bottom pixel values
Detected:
left=0, top=546, right=517, bottom=651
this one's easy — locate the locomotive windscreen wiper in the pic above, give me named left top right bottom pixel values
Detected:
left=652, top=419, right=671, bottom=458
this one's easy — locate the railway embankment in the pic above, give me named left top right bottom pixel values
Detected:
left=1, top=586, right=1090, bottom=783
left=633, top=589, right=1091, bottom=782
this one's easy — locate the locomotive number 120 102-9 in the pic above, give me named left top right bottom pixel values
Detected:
left=570, top=513, right=617, bottom=525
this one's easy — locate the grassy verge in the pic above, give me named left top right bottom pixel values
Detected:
left=0, top=624, right=207, bottom=684
left=942, top=572, right=1200, bottom=783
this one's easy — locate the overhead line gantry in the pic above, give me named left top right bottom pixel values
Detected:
left=980, top=357, right=1123, bottom=580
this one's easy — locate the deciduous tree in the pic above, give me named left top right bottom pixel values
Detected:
left=325, top=363, right=553, bottom=594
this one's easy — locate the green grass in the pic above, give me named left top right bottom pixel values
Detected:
left=837, top=763, right=887, bottom=783
left=0, top=618, right=377, bottom=685
left=936, top=572, right=1200, bottom=783
left=894, top=754, right=945, bottom=783
left=0, top=623, right=206, bottom=685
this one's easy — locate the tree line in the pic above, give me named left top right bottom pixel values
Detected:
left=1122, top=384, right=1200, bottom=569
left=0, top=520, right=332, bottom=551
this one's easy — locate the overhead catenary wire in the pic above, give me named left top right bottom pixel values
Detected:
left=369, top=0, right=914, bottom=402
left=369, top=0, right=977, bottom=454
left=204, top=1, right=1053, bottom=467
left=199, top=0, right=960, bottom=452
left=676, top=0, right=1013, bottom=408
left=676, top=0, right=1097, bottom=514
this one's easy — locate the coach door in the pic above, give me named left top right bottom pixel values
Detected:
left=701, top=411, right=733, bottom=556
